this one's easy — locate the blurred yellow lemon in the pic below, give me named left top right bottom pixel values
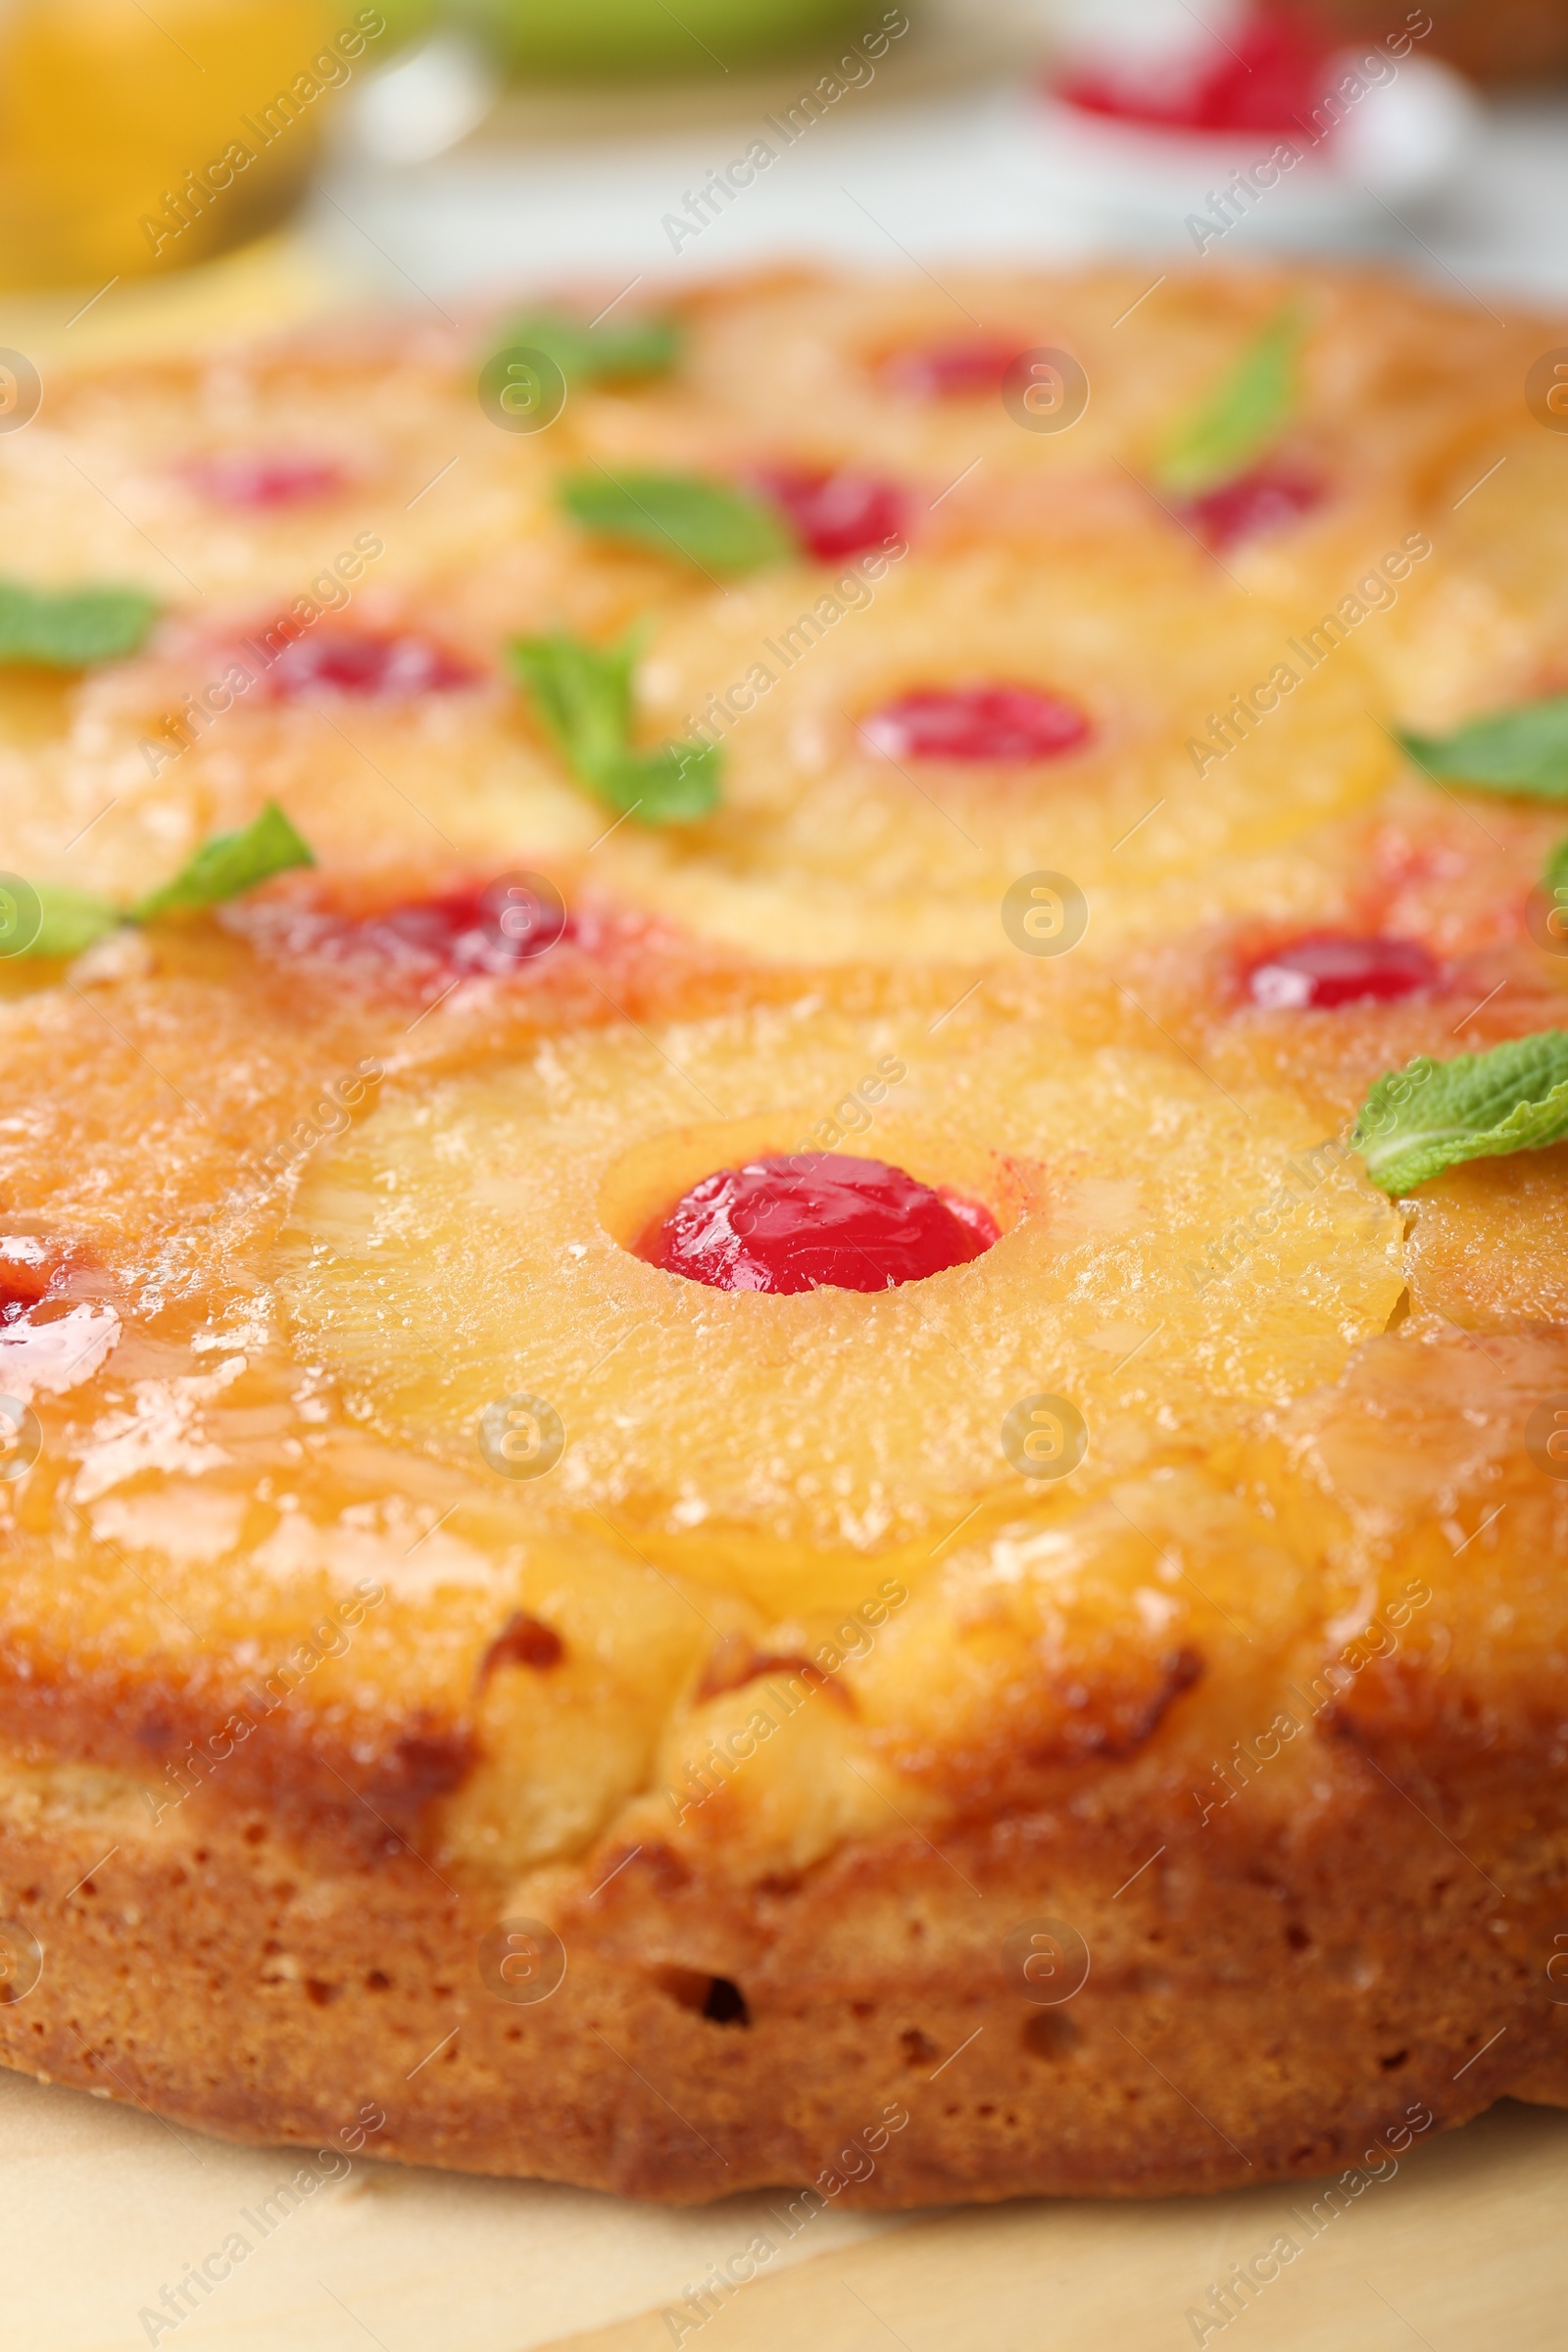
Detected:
left=0, top=2, right=389, bottom=291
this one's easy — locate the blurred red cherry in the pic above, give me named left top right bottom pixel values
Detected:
left=186, top=454, right=348, bottom=509
left=270, top=632, right=477, bottom=701
left=1055, top=11, right=1332, bottom=136
left=1245, top=932, right=1440, bottom=1009
left=748, top=466, right=906, bottom=562
left=860, top=683, right=1091, bottom=762
left=881, top=339, right=1025, bottom=400
left=1184, top=464, right=1323, bottom=550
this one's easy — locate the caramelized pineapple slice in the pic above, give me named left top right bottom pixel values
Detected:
left=278, top=1001, right=1403, bottom=1604
left=1377, top=428, right=1568, bottom=722
left=0, top=528, right=1396, bottom=963
left=592, top=542, right=1400, bottom=963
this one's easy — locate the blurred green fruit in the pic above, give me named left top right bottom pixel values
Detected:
left=459, top=0, right=880, bottom=77
left=373, top=0, right=444, bottom=44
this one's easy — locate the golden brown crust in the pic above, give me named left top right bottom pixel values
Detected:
left=2, top=1739, right=1565, bottom=2205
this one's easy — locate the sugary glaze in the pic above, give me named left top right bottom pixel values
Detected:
left=0, top=266, right=1565, bottom=2205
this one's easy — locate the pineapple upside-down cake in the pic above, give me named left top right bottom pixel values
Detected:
left=0, top=264, right=1566, bottom=2209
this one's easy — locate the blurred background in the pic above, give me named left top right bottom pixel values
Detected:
left=1, top=0, right=1566, bottom=358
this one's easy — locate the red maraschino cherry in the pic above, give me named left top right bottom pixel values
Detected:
left=860, top=684, right=1091, bottom=763
left=294, top=877, right=572, bottom=978
left=1184, top=464, right=1323, bottom=551
left=881, top=339, right=1026, bottom=400
left=637, top=1153, right=999, bottom=1294
left=1055, top=12, right=1331, bottom=135
left=186, top=454, right=348, bottom=509
left=270, top=631, right=477, bottom=701
left=358, top=882, right=570, bottom=973
left=1245, top=932, right=1440, bottom=1010
left=748, top=466, right=906, bottom=563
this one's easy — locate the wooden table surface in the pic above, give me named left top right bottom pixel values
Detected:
left=4, top=2063, right=1563, bottom=2352
left=552, top=2098, right=1568, bottom=2352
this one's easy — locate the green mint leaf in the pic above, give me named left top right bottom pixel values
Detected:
left=508, top=631, right=722, bottom=825
left=0, top=581, right=159, bottom=668
left=586, top=740, right=723, bottom=823
left=31, top=885, right=122, bottom=957
left=508, top=631, right=633, bottom=775
left=2, top=808, right=313, bottom=956
left=1398, top=696, right=1568, bottom=801
left=132, top=801, right=315, bottom=922
left=0, top=878, right=123, bottom=960
left=1352, top=1031, right=1568, bottom=1195
left=1156, top=306, right=1302, bottom=498
left=559, top=470, right=794, bottom=574
left=1544, top=833, right=1568, bottom=898
left=493, top=310, right=680, bottom=390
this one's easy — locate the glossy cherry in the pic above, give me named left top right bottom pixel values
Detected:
left=1184, top=464, right=1323, bottom=551
left=860, top=683, right=1091, bottom=763
left=1245, top=932, right=1441, bottom=1011
left=637, top=1153, right=999, bottom=1294
left=329, top=879, right=571, bottom=975
left=1055, top=12, right=1331, bottom=135
left=881, top=339, right=1024, bottom=400
left=270, top=631, right=476, bottom=701
left=749, top=466, right=906, bottom=563
left=186, top=454, right=348, bottom=509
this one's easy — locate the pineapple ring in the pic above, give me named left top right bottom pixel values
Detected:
left=596, top=542, right=1400, bottom=962
left=0, top=522, right=1396, bottom=962
left=278, top=1001, right=1403, bottom=1606
left=1, top=269, right=1530, bottom=976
